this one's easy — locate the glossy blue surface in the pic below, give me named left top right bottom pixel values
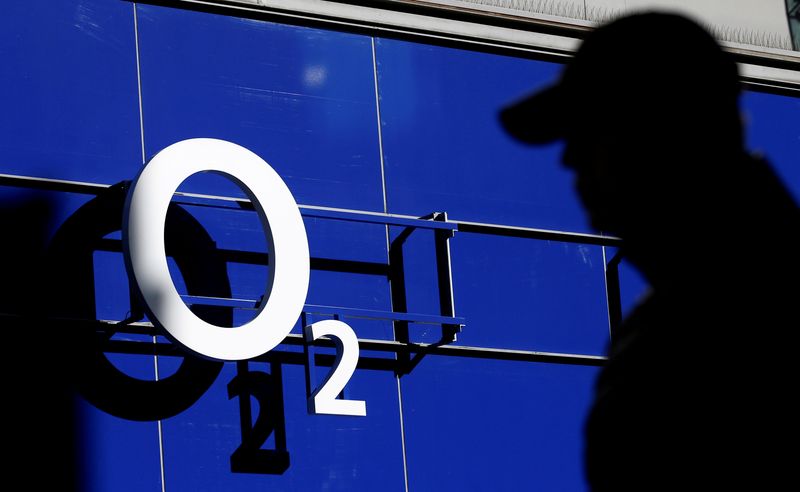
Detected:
left=2, top=2, right=799, bottom=491
left=390, top=226, right=610, bottom=355
left=78, top=375, right=163, bottom=492
left=135, top=5, right=384, bottom=210
left=87, top=206, right=162, bottom=491
left=159, top=359, right=405, bottom=491
left=400, top=357, right=599, bottom=492
left=375, top=39, right=587, bottom=233
left=0, top=1, right=141, bottom=183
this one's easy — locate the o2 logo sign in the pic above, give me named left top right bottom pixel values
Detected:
left=122, top=138, right=366, bottom=417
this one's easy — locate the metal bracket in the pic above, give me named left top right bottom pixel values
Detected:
left=604, top=249, right=623, bottom=340
left=432, top=212, right=460, bottom=344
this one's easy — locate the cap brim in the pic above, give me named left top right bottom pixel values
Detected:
left=499, top=84, right=565, bottom=144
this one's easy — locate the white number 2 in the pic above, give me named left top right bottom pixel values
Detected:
left=304, top=320, right=367, bottom=417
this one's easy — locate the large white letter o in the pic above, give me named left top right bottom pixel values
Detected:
left=123, top=138, right=309, bottom=361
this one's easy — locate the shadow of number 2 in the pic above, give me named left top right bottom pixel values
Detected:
left=227, top=365, right=290, bottom=474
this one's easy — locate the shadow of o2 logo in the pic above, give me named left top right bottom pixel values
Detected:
left=123, top=138, right=366, bottom=417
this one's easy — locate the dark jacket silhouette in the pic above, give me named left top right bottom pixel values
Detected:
left=501, top=12, right=799, bottom=490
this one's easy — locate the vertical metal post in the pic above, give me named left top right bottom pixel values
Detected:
left=433, top=212, right=460, bottom=343
left=605, top=249, right=623, bottom=340
left=302, top=311, right=315, bottom=412
left=389, top=228, right=413, bottom=374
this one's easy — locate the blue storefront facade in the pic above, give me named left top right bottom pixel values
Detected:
left=1, top=1, right=799, bottom=490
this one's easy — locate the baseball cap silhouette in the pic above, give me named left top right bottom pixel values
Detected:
left=500, top=12, right=741, bottom=144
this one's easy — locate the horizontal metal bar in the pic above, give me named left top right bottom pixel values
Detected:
left=181, top=294, right=259, bottom=309
left=0, top=173, right=110, bottom=194
left=95, top=237, right=390, bottom=276
left=0, top=315, right=603, bottom=366
left=99, top=319, right=158, bottom=335
left=456, top=220, right=622, bottom=246
left=0, top=173, right=451, bottom=230
left=171, top=196, right=456, bottom=230
left=105, top=335, right=605, bottom=368
left=301, top=206, right=457, bottom=230
left=431, top=341, right=607, bottom=366
left=106, top=332, right=606, bottom=367
left=167, top=193, right=458, bottom=230
left=326, top=335, right=607, bottom=367
left=1, top=172, right=613, bottom=246
left=303, top=303, right=465, bottom=326
left=109, top=319, right=603, bottom=366
left=178, top=295, right=465, bottom=326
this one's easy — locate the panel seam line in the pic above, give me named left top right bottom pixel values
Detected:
left=134, top=3, right=147, bottom=165
left=371, top=37, right=410, bottom=492
left=134, top=5, right=165, bottom=492
left=601, top=245, right=613, bottom=341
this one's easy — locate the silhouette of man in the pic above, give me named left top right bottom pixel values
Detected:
left=501, top=12, right=799, bottom=490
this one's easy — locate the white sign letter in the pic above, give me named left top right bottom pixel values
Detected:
left=305, top=320, right=367, bottom=417
left=123, top=138, right=309, bottom=361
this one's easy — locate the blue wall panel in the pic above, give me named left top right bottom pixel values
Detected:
left=449, top=234, right=608, bottom=355
left=77, top=367, right=163, bottom=492
left=389, top=227, right=610, bottom=355
left=136, top=4, right=384, bottom=211
left=375, top=38, right=588, bottom=233
left=400, top=357, right=599, bottom=492
left=0, top=0, right=141, bottom=183
left=158, top=359, right=406, bottom=492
